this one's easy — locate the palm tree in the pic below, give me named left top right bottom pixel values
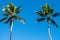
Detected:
left=36, top=4, right=60, bottom=40
left=0, top=3, right=25, bottom=40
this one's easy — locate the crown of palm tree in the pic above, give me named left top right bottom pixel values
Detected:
left=36, top=4, right=60, bottom=27
left=0, top=3, right=25, bottom=27
left=42, top=4, right=54, bottom=15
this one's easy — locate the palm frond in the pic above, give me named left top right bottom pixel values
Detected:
left=0, top=17, right=8, bottom=22
left=3, top=14, right=9, bottom=16
left=15, top=5, right=22, bottom=13
left=3, top=7, right=10, bottom=13
left=48, top=8, right=54, bottom=14
left=42, top=4, right=49, bottom=13
left=52, top=13, right=60, bottom=17
left=36, top=11, right=45, bottom=16
left=0, top=13, right=9, bottom=16
left=8, top=3, right=16, bottom=12
left=4, top=17, right=12, bottom=24
left=20, top=18, right=25, bottom=24
left=3, top=7, right=7, bottom=11
left=36, top=18, right=45, bottom=23
left=51, top=19, right=58, bottom=28
left=14, top=16, right=25, bottom=24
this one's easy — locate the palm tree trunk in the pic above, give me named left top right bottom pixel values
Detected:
left=10, top=30, right=12, bottom=40
left=48, top=20, right=52, bottom=40
left=10, top=20, right=13, bottom=40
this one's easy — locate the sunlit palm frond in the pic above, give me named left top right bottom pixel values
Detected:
left=42, top=4, right=54, bottom=15
left=3, top=7, right=10, bottom=13
left=7, top=3, right=16, bottom=13
left=42, top=4, right=49, bottom=13
left=51, top=19, right=58, bottom=28
left=15, top=5, right=22, bottom=13
left=52, top=13, right=60, bottom=17
left=19, top=18, right=25, bottom=24
left=14, top=16, right=25, bottom=24
left=36, top=18, right=45, bottom=23
left=3, top=7, right=7, bottom=11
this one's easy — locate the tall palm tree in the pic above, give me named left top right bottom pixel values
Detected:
left=0, top=3, right=25, bottom=40
left=36, top=4, right=60, bottom=40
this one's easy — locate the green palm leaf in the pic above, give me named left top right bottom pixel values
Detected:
left=8, top=3, right=16, bottom=13
left=36, top=18, right=45, bottom=22
left=4, top=17, right=12, bottom=24
left=15, top=5, right=22, bottom=13
left=0, top=13, right=9, bottom=16
left=51, top=19, right=58, bottom=28
left=14, top=16, right=25, bottom=24
left=52, top=13, right=60, bottom=17
left=42, top=4, right=49, bottom=13
left=36, top=11, right=45, bottom=16
left=3, top=14, right=9, bottom=16
left=3, top=7, right=10, bottom=13
left=42, top=4, right=54, bottom=15
left=0, top=17, right=8, bottom=22
left=48, top=8, right=54, bottom=14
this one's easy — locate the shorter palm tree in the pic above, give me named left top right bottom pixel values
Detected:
left=0, top=3, right=25, bottom=40
left=36, top=4, right=60, bottom=40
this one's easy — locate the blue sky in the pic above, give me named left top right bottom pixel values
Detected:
left=0, top=0, right=60, bottom=40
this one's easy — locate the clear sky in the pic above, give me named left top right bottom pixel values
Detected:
left=0, top=0, right=60, bottom=40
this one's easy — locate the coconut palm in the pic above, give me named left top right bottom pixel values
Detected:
left=0, top=3, right=25, bottom=40
left=36, top=4, right=60, bottom=40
